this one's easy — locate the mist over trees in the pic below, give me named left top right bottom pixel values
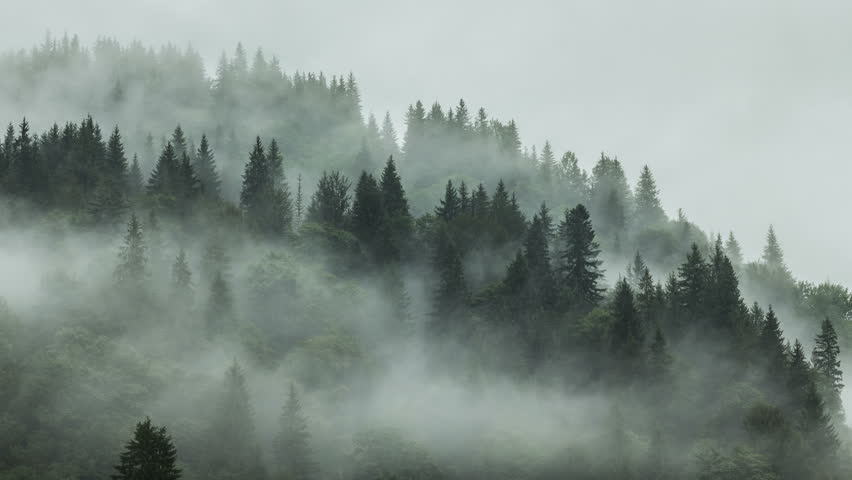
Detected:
left=0, top=35, right=851, bottom=480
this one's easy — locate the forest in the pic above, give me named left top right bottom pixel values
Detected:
left=0, top=35, right=851, bottom=480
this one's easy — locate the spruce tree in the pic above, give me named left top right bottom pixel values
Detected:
left=306, top=171, right=351, bottom=229
left=524, top=214, right=555, bottom=305
left=194, top=134, right=221, bottom=201
left=788, top=340, right=811, bottom=411
left=111, top=417, right=181, bottom=480
left=380, top=112, right=401, bottom=160
left=797, top=381, right=840, bottom=464
left=171, top=249, right=193, bottom=308
left=128, top=154, right=144, bottom=199
left=432, top=229, right=467, bottom=326
left=147, top=142, right=179, bottom=198
left=725, top=231, right=744, bottom=269
left=170, top=125, right=187, bottom=158
left=351, top=171, right=387, bottom=260
left=275, top=384, right=316, bottom=480
left=812, top=318, right=844, bottom=420
left=241, top=137, right=292, bottom=236
left=610, top=278, right=644, bottom=378
left=760, top=306, right=788, bottom=379
left=762, top=225, right=787, bottom=272
left=677, top=244, right=708, bottom=324
left=559, top=204, right=604, bottom=308
left=115, top=212, right=147, bottom=285
left=707, top=239, right=745, bottom=334
left=267, top=138, right=284, bottom=185
left=648, top=327, right=673, bottom=385
left=435, top=179, right=461, bottom=222
left=295, top=173, right=304, bottom=227
left=206, top=271, right=233, bottom=337
left=626, top=251, right=648, bottom=288
left=379, top=156, right=413, bottom=250
left=207, top=361, right=265, bottom=479
left=634, top=165, right=665, bottom=227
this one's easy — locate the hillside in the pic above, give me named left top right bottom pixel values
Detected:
left=0, top=36, right=850, bottom=480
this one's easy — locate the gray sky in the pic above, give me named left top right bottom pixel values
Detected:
left=4, top=0, right=852, bottom=284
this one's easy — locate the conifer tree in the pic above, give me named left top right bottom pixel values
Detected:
left=559, top=204, right=604, bottom=308
left=524, top=214, right=555, bottom=305
left=194, top=134, right=221, bottom=201
left=458, top=181, right=470, bottom=214
left=762, top=225, right=786, bottom=272
left=351, top=171, right=387, bottom=260
left=274, top=384, right=316, bottom=480
left=610, top=278, right=644, bottom=377
left=105, top=126, right=129, bottom=186
left=797, top=381, right=840, bottom=466
left=812, top=318, right=844, bottom=420
left=760, top=306, right=788, bottom=378
left=677, top=244, right=708, bottom=323
left=115, top=212, right=147, bottom=285
left=171, top=248, right=193, bottom=308
left=626, top=251, right=648, bottom=288
left=171, top=125, right=187, bottom=159
left=128, top=154, right=144, bottom=198
left=380, top=112, right=401, bottom=160
left=207, top=361, right=265, bottom=479
left=538, top=202, right=555, bottom=241
left=788, top=340, right=811, bottom=411
left=435, top=179, right=461, bottom=222
left=206, top=271, right=233, bottom=337
left=432, top=229, right=467, bottom=326
left=306, top=171, right=350, bottom=229
left=241, top=137, right=292, bottom=236
left=111, top=417, right=181, bottom=480
left=725, top=231, right=744, bottom=269
left=634, top=165, right=665, bottom=227
left=648, top=327, right=673, bottom=385
left=295, top=173, right=304, bottom=227
left=471, top=183, right=490, bottom=219
left=539, top=141, right=555, bottom=185
left=147, top=142, right=179, bottom=197
left=707, top=239, right=745, bottom=333
left=380, top=156, right=413, bottom=249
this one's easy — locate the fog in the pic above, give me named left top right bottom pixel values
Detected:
left=1, top=2, right=851, bottom=479
left=3, top=0, right=852, bottom=284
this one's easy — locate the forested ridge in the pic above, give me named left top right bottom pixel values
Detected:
left=0, top=35, right=851, bottom=480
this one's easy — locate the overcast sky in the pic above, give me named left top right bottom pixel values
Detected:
left=3, top=0, right=852, bottom=284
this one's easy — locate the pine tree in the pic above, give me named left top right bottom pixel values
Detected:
left=610, top=278, right=644, bottom=378
left=111, top=417, right=181, bottom=480
left=707, top=238, right=745, bottom=334
left=351, top=171, right=387, bottom=260
left=677, top=244, right=708, bottom=323
left=267, top=138, right=284, bottom=185
left=171, top=125, right=187, bottom=159
left=128, top=154, right=144, bottom=198
left=306, top=171, right=351, bottom=229
left=648, top=327, right=673, bottom=385
left=760, top=306, right=788, bottom=378
left=538, top=202, right=555, bottom=241
left=380, top=112, right=401, bottom=160
left=207, top=361, right=265, bottom=479
left=105, top=126, right=129, bottom=187
left=812, top=318, right=844, bottom=420
left=797, top=381, right=840, bottom=464
left=762, top=225, right=786, bottom=272
left=115, top=212, right=147, bottom=285
left=240, top=137, right=292, bottom=236
left=471, top=183, right=490, bottom=219
left=206, top=271, right=234, bottom=337
left=274, top=384, right=316, bottom=480
left=432, top=229, right=467, bottom=326
left=634, top=165, right=665, bottom=227
left=147, top=142, right=179, bottom=197
left=626, top=251, right=648, bottom=288
left=194, top=134, right=221, bottom=201
left=171, top=248, right=193, bottom=307
left=539, top=141, right=555, bottom=185
left=458, top=181, right=470, bottom=214
left=559, top=204, right=604, bottom=308
left=725, top=231, right=744, bottom=269
left=524, top=214, right=555, bottom=305
left=435, top=179, right=461, bottom=222
left=295, top=173, right=304, bottom=227
left=788, top=340, right=812, bottom=411
left=379, top=156, right=413, bottom=250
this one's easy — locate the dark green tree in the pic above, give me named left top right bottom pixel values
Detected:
left=559, top=204, right=604, bottom=308
left=194, top=134, right=221, bottom=200
left=306, top=171, right=351, bottom=229
left=351, top=171, right=388, bottom=261
left=760, top=306, right=788, bottom=379
left=610, top=278, right=645, bottom=378
left=812, top=318, right=844, bottom=420
left=634, top=165, right=665, bottom=227
left=111, top=417, right=181, bottom=480
left=274, top=383, right=316, bottom=480
left=677, top=244, right=708, bottom=324
left=115, top=212, right=147, bottom=285
left=435, top=179, right=461, bottom=222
